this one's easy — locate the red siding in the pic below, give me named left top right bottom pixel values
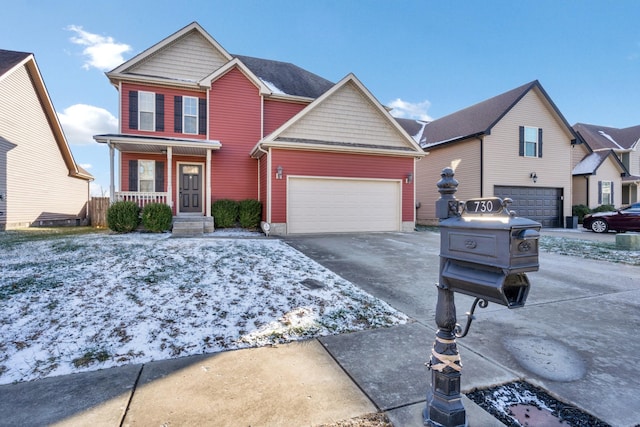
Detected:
left=121, top=82, right=206, bottom=140
left=209, top=68, right=261, bottom=201
left=259, top=155, right=268, bottom=219
left=263, top=99, right=307, bottom=136
left=270, top=149, right=414, bottom=223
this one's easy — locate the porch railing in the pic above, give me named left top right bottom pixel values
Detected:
left=115, top=191, right=169, bottom=208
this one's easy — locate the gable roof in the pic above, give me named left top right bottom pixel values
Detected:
left=572, top=150, right=627, bottom=176
left=417, top=80, right=577, bottom=149
left=573, top=123, right=640, bottom=152
left=252, top=73, right=425, bottom=157
left=0, top=49, right=92, bottom=181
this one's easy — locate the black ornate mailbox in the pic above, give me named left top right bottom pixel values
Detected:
left=424, top=168, right=541, bottom=427
left=439, top=197, right=540, bottom=308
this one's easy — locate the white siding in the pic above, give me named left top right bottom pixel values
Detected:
left=128, top=30, right=229, bottom=82
left=416, top=138, right=481, bottom=223
left=483, top=88, right=573, bottom=220
left=280, top=81, right=408, bottom=149
left=0, top=64, right=88, bottom=229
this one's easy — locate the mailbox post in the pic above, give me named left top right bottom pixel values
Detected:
left=424, top=168, right=541, bottom=427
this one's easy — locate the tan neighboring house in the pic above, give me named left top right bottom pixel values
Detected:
left=401, top=80, right=579, bottom=227
left=572, top=123, right=640, bottom=208
left=0, top=49, right=92, bottom=230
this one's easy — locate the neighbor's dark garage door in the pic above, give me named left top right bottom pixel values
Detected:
left=494, top=186, right=562, bottom=227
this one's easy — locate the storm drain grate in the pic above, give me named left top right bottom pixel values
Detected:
left=466, top=381, right=611, bottom=427
left=299, top=278, right=325, bottom=290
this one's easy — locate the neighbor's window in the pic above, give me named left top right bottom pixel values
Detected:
left=524, top=126, right=539, bottom=157
left=183, top=96, right=198, bottom=134
left=139, top=160, right=155, bottom=192
left=139, top=91, right=155, bottom=131
left=601, top=181, right=612, bottom=205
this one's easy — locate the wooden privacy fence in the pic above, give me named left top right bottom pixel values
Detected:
left=90, top=197, right=110, bottom=228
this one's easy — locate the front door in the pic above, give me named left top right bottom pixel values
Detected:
left=179, top=164, right=202, bottom=213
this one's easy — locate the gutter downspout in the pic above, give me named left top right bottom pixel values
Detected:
left=256, top=146, right=270, bottom=224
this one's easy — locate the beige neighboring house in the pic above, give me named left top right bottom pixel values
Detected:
left=0, top=49, right=92, bottom=230
left=400, top=80, right=579, bottom=227
left=572, top=123, right=640, bottom=208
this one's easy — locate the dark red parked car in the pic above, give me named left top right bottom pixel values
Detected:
left=583, top=203, right=640, bottom=233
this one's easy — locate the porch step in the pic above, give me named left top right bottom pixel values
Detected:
left=172, top=217, right=214, bottom=236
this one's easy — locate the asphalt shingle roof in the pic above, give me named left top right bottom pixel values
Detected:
left=234, top=54, right=334, bottom=99
left=573, top=123, right=640, bottom=151
left=419, top=81, right=538, bottom=148
left=0, top=49, right=31, bottom=77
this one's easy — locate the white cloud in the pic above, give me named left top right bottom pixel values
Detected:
left=388, top=98, right=433, bottom=121
left=66, top=25, right=131, bottom=71
left=58, top=104, right=118, bottom=145
left=79, top=163, right=92, bottom=170
left=89, top=182, right=109, bottom=197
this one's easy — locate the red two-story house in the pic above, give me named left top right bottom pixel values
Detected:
left=95, top=22, right=424, bottom=235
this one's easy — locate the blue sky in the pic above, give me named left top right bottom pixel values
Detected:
left=2, top=0, right=639, bottom=194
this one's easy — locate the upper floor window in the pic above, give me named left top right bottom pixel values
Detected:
left=183, top=96, right=198, bottom=134
left=139, top=91, right=155, bottom=131
left=519, top=126, right=543, bottom=158
left=128, top=90, right=164, bottom=132
left=174, top=95, right=207, bottom=135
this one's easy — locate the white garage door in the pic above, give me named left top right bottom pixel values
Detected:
left=288, top=177, right=401, bottom=234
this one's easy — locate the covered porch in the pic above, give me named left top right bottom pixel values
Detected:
left=94, top=134, right=222, bottom=218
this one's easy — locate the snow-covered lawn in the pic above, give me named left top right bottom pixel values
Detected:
left=0, top=231, right=408, bottom=385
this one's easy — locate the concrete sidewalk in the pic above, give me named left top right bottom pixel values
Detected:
left=0, top=324, right=503, bottom=427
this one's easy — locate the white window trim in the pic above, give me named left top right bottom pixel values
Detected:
left=183, top=96, right=198, bottom=135
left=524, top=126, right=539, bottom=158
left=139, top=91, right=155, bottom=132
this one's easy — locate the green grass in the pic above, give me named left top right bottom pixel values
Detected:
left=0, top=227, right=104, bottom=247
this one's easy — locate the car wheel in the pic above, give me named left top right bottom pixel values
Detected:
left=591, top=219, right=609, bottom=233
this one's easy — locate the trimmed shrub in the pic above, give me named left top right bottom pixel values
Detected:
left=238, top=199, right=262, bottom=229
left=592, top=204, right=615, bottom=213
left=107, top=201, right=140, bottom=233
left=572, top=204, right=591, bottom=224
left=212, top=199, right=239, bottom=228
left=141, top=203, right=173, bottom=232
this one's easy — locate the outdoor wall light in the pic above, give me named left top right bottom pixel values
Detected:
left=276, top=165, right=283, bottom=180
left=530, top=172, right=538, bottom=183
left=406, top=172, right=413, bottom=184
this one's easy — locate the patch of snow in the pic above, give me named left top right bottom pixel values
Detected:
left=572, top=152, right=603, bottom=175
left=261, top=79, right=287, bottom=95
left=412, top=121, right=427, bottom=144
left=598, top=130, right=623, bottom=149
left=0, top=233, right=408, bottom=384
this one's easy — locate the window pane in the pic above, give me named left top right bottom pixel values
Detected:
left=184, top=116, right=197, bottom=134
left=184, top=97, right=197, bottom=115
left=140, top=112, right=154, bottom=131
left=524, top=127, right=538, bottom=143
left=525, top=142, right=537, bottom=157
left=139, top=180, right=154, bottom=192
left=139, top=160, right=154, bottom=181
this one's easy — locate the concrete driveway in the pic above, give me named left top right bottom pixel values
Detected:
left=284, top=229, right=640, bottom=427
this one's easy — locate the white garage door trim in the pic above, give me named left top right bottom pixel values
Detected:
left=287, top=176, right=402, bottom=234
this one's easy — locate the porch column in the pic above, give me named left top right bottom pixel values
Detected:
left=167, top=147, right=173, bottom=208
left=206, top=149, right=212, bottom=217
left=108, top=142, right=115, bottom=202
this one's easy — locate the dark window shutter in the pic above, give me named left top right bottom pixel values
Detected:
left=519, top=126, right=525, bottom=156
left=198, top=98, right=207, bottom=135
left=538, top=128, right=543, bottom=158
left=155, top=94, right=164, bottom=132
left=129, top=91, right=138, bottom=130
left=598, top=181, right=602, bottom=204
left=129, top=160, right=138, bottom=191
left=155, top=161, right=164, bottom=192
left=174, top=96, right=183, bottom=133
